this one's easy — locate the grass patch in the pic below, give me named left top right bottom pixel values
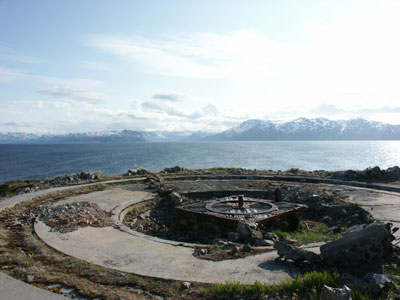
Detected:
left=0, top=179, right=41, bottom=198
left=207, top=271, right=340, bottom=299
left=272, top=221, right=342, bottom=244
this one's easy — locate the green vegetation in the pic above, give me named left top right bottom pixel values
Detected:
left=0, top=179, right=41, bottom=198
left=273, top=221, right=342, bottom=244
left=207, top=271, right=340, bottom=299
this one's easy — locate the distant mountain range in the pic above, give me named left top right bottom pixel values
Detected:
left=1, top=118, right=399, bottom=143
left=204, top=118, right=400, bottom=141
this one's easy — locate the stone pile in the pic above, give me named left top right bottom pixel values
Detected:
left=125, top=168, right=149, bottom=176
left=330, top=165, right=400, bottom=181
left=39, top=201, right=114, bottom=233
left=162, top=166, right=186, bottom=174
left=275, top=241, right=321, bottom=264
left=16, top=172, right=99, bottom=195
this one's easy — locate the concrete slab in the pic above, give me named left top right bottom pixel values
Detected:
left=35, top=187, right=299, bottom=284
left=0, top=272, right=70, bottom=300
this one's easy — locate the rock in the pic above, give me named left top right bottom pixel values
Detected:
left=320, top=223, right=393, bottom=267
left=227, top=232, right=240, bottom=242
left=364, top=273, right=393, bottom=290
left=236, top=222, right=262, bottom=242
left=163, top=166, right=185, bottom=173
left=282, top=237, right=298, bottom=244
left=319, top=285, right=352, bottom=300
left=230, top=245, right=239, bottom=254
left=340, top=273, right=368, bottom=291
left=200, top=248, right=208, bottom=255
left=182, top=281, right=191, bottom=289
left=275, top=241, right=321, bottom=264
left=27, top=275, right=35, bottom=283
left=242, top=244, right=252, bottom=253
left=258, top=239, right=274, bottom=247
left=237, top=222, right=252, bottom=240
left=262, top=232, right=279, bottom=242
left=170, top=192, right=183, bottom=206
left=213, top=238, right=228, bottom=246
left=322, top=216, right=333, bottom=225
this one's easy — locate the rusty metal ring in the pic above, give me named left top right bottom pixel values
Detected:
left=205, top=199, right=277, bottom=215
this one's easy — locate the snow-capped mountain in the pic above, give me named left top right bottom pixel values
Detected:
left=204, top=118, right=400, bottom=141
left=1, top=118, right=399, bottom=143
left=0, top=130, right=204, bottom=143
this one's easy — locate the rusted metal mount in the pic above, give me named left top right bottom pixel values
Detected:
left=205, top=198, right=278, bottom=215
left=176, top=195, right=307, bottom=233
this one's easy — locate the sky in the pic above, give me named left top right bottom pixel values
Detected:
left=1, top=0, right=400, bottom=134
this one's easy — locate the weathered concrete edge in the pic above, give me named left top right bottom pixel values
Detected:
left=164, top=174, right=400, bottom=193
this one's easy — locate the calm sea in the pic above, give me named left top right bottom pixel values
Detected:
left=1, top=141, right=400, bottom=184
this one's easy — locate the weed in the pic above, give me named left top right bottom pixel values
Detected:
left=273, top=221, right=341, bottom=244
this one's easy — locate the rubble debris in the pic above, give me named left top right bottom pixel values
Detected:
left=340, top=273, right=368, bottom=291
left=39, top=202, right=114, bottom=233
left=319, top=285, right=352, bottom=300
left=330, top=165, right=400, bottom=182
left=274, top=241, right=321, bottom=264
left=162, top=166, right=185, bottom=173
left=192, top=242, right=270, bottom=261
left=320, top=222, right=394, bottom=267
left=237, top=222, right=263, bottom=242
left=125, top=168, right=149, bottom=176
left=169, top=192, right=183, bottom=206
left=15, top=172, right=99, bottom=195
left=364, top=273, right=393, bottom=290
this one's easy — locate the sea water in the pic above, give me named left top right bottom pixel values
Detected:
left=1, top=141, right=400, bottom=183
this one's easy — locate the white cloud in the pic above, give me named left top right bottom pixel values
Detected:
left=152, top=92, right=184, bottom=102
left=87, top=31, right=285, bottom=82
left=0, top=66, right=28, bottom=82
left=37, top=87, right=107, bottom=103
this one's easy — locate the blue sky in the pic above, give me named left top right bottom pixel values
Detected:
left=1, top=0, right=400, bottom=133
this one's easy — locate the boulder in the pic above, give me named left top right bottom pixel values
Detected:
left=257, top=239, right=274, bottom=247
left=364, top=273, right=393, bottom=290
left=163, top=166, right=185, bottom=173
left=320, top=223, right=392, bottom=267
left=274, top=241, right=321, bottom=264
left=169, top=192, right=183, bottom=206
left=227, top=232, right=240, bottom=242
left=236, top=222, right=262, bottom=242
left=319, top=285, right=352, bottom=300
left=340, top=273, right=368, bottom=291
left=262, top=232, right=279, bottom=242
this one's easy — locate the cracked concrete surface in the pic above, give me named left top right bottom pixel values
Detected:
left=35, top=186, right=300, bottom=284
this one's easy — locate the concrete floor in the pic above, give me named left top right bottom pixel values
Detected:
left=35, top=186, right=300, bottom=284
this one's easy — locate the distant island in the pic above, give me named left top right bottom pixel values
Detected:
left=1, top=117, right=400, bottom=143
